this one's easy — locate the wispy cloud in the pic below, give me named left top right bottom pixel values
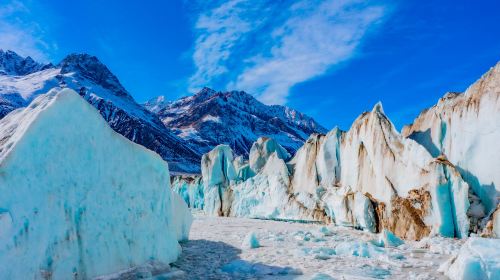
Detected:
left=189, top=0, right=387, bottom=104
left=0, top=1, right=54, bottom=62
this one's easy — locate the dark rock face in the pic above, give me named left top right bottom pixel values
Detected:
left=59, top=54, right=130, bottom=98
left=148, top=87, right=327, bottom=157
left=0, top=50, right=52, bottom=76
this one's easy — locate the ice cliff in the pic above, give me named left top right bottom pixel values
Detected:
left=403, top=62, right=500, bottom=226
left=0, top=88, right=192, bottom=279
left=173, top=62, right=500, bottom=241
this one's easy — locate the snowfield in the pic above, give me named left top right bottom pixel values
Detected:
left=173, top=211, right=463, bottom=279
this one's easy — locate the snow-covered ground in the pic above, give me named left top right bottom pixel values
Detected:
left=173, top=211, right=462, bottom=279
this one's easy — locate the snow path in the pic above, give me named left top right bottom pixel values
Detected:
left=172, top=212, right=460, bottom=279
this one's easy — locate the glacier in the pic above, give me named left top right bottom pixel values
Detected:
left=442, top=237, right=500, bottom=280
left=403, top=62, right=500, bottom=215
left=0, top=88, right=192, bottom=279
left=171, top=61, right=500, bottom=243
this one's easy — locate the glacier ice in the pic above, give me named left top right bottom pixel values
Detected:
left=249, top=136, right=290, bottom=173
left=231, top=152, right=319, bottom=220
left=353, top=192, right=377, bottom=233
left=242, top=232, right=260, bottom=249
left=444, top=237, right=500, bottom=280
left=403, top=62, right=500, bottom=214
left=0, top=88, right=191, bottom=279
left=172, top=175, right=204, bottom=209
left=174, top=62, right=500, bottom=243
left=376, top=229, right=404, bottom=247
left=201, top=145, right=237, bottom=216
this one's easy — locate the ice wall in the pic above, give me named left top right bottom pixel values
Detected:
left=0, top=89, right=191, bottom=279
left=201, top=145, right=237, bottom=216
left=194, top=62, right=500, bottom=241
left=172, top=175, right=204, bottom=209
left=444, top=237, right=500, bottom=279
left=249, top=137, right=290, bottom=173
left=403, top=62, right=500, bottom=214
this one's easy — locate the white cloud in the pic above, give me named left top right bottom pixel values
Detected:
left=189, top=0, right=267, bottom=91
left=189, top=0, right=387, bottom=104
left=0, top=1, right=53, bottom=62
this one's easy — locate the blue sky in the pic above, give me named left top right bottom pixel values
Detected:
left=1, top=0, right=499, bottom=130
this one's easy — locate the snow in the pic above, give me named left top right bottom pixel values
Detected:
left=0, top=51, right=201, bottom=173
left=201, top=114, right=221, bottom=123
left=191, top=105, right=480, bottom=240
left=151, top=87, right=327, bottom=158
left=0, top=89, right=192, bottom=278
left=174, top=62, right=500, bottom=243
left=443, top=237, right=500, bottom=280
left=173, top=211, right=460, bottom=279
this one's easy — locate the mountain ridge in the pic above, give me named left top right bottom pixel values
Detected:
left=0, top=50, right=200, bottom=172
left=144, top=87, right=328, bottom=157
left=0, top=50, right=327, bottom=172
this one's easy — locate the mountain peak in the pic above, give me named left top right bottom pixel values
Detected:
left=0, top=49, right=51, bottom=76
left=59, top=53, right=130, bottom=98
left=143, top=95, right=169, bottom=113
left=196, top=87, right=217, bottom=96
left=148, top=87, right=327, bottom=157
left=372, top=101, right=384, bottom=114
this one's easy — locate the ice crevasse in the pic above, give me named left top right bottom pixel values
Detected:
left=0, top=88, right=192, bottom=279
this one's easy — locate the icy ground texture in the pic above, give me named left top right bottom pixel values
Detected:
left=173, top=212, right=462, bottom=280
left=0, top=89, right=192, bottom=279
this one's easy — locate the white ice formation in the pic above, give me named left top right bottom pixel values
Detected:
left=172, top=62, right=500, bottom=242
left=0, top=88, right=192, bottom=279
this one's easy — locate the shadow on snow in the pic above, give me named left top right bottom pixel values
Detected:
left=172, top=239, right=301, bottom=279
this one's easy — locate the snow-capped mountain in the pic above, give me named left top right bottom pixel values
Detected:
left=0, top=50, right=200, bottom=172
left=144, top=87, right=327, bottom=156
left=0, top=49, right=52, bottom=76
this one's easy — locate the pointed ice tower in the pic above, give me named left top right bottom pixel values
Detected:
left=325, top=101, right=474, bottom=239
left=0, top=88, right=192, bottom=279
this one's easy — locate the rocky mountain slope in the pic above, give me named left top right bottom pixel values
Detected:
left=144, top=87, right=327, bottom=156
left=0, top=50, right=200, bottom=172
